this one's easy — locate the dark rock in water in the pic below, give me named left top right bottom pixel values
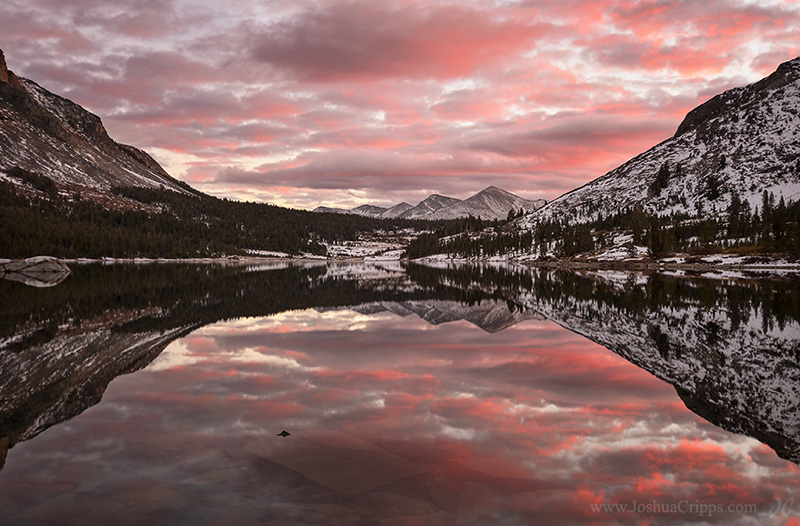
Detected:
left=0, top=256, right=70, bottom=287
left=277, top=430, right=291, bottom=437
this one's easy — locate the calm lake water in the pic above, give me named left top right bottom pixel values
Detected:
left=0, top=261, right=799, bottom=525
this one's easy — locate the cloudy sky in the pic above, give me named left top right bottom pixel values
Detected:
left=1, top=0, right=799, bottom=209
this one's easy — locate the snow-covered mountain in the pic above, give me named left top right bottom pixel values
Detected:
left=429, top=186, right=546, bottom=220
left=314, top=187, right=546, bottom=221
left=399, top=193, right=463, bottom=219
left=381, top=202, right=414, bottom=218
left=352, top=204, right=388, bottom=216
left=520, top=56, right=800, bottom=228
left=0, top=49, right=191, bottom=194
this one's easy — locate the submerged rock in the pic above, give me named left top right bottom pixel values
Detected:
left=0, top=256, right=71, bottom=287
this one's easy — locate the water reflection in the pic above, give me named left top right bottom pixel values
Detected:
left=0, top=262, right=799, bottom=525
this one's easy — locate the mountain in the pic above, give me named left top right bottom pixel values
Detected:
left=311, top=203, right=413, bottom=218
left=312, top=205, right=352, bottom=214
left=314, top=188, right=545, bottom=221
left=521, top=57, right=800, bottom=228
left=429, top=186, right=546, bottom=220
left=353, top=204, right=389, bottom=217
left=0, top=49, right=192, bottom=195
left=398, top=193, right=462, bottom=219
left=381, top=202, right=413, bottom=218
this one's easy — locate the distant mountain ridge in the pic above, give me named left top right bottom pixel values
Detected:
left=0, top=49, right=192, bottom=194
left=314, top=186, right=546, bottom=221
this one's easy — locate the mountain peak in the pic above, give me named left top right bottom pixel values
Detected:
left=0, top=50, right=191, bottom=194
left=478, top=185, right=511, bottom=195
left=675, top=56, right=800, bottom=138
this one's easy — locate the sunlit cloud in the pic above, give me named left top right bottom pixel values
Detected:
left=1, top=0, right=799, bottom=208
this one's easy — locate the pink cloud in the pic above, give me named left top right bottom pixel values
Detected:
left=2, top=0, right=800, bottom=207
left=249, top=1, right=546, bottom=82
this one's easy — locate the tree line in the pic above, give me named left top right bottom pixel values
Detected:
left=0, top=167, right=450, bottom=258
left=405, top=190, right=800, bottom=260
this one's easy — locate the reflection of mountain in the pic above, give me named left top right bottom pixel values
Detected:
left=0, top=261, right=513, bottom=467
left=417, top=265, right=800, bottom=463
left=3, top=261, right=799, bottom=470
left=347, top=300, right=543, bottom=332
left=0, top=323, right=197, bottom=466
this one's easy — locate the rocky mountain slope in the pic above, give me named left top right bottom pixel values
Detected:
left=520, top=56, right=800, bottom=228
left=0, top=49, right=191, bottom=194
left=315, top=186, right=546, bottom=221
left=381, top=201, right=414, bottom=218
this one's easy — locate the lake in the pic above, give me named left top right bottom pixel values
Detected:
left=0, top=261, right=798, bottom=525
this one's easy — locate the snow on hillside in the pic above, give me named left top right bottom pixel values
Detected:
left=0, top=51, right=190, bottom=194
left=520, top=57, right=800, bottom=229
left=381, top=202, right=413, bottom=218
left=399, top=194, right=462, bottom=219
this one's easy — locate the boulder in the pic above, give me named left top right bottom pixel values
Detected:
left=0, top=256, right=71, bottom=287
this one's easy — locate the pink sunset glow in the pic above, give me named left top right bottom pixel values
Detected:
left=5, top=308, right=797, bottom=524
left=1, top=0, right=799, bottom=209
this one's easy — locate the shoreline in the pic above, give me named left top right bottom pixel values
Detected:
left=521, top=259, right=800, bottom=272
left=3, top=255, right=799, bottom=273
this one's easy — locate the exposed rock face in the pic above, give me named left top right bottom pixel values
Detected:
left=0, top=49, right=8, bottom=84
left=0, top=256, right=70, bottom=287
left=380, top=202, right=413, bottom=218
left=0, top=48, right=192, bottom=194
left=675, top=58, right=800, bottom=137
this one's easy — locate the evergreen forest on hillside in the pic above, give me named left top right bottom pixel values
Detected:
left=0, top=168, right=442, bottom=258
left=406, top=192, right=800, bottom=260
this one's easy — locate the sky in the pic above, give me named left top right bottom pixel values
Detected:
left=1, top=0, right=799, bottom=210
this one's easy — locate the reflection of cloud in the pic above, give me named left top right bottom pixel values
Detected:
left=440, top=424, right=478, bottom=441
left=148, top=339, right=320, bottom=373
left=147, top=340, right=200, bottom=371
left=6, top=304, right=798, bottom=524
left=231, top=347, right=319, bottom=371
